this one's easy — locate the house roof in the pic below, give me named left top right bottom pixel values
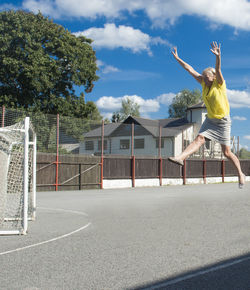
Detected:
left=84, top=100, right=206, bottom=139
left=187, top=101, right=206, bottom=110
left=83, top=122, right=120, bottom=138
left=128, top=117, right=193, bottom=137
left=84, top=116, right=194, bottom=139
left=128, top=116, right=159, bottom=127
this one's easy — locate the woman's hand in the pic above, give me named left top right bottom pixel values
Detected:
left=210, top=41, right=221, bottom=56
left=171, top=47, right=179, bottom=59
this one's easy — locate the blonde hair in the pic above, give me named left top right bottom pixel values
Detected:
left=202, top=67, right=216, bottom=76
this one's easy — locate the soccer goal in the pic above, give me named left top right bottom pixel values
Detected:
left=0, top=117, right=36, bottom=235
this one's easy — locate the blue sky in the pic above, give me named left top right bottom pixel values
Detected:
left=1, top=0, right=250, bottom=149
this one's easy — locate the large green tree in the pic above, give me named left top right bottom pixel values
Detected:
left=168, top=89, right=202, bottom=118
left=0, top=10, right=99, bottom=116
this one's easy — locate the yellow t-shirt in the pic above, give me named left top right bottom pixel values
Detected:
left=201, top=79, right=230, bottom=119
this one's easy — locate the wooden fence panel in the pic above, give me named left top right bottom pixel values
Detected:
left=162, top=159, right=182, bottom=178
left=206, top=160, right=222, bottom=177
left=225, top=160, right=238, bottom=176
left=240, top=160, right=250, bottom=176
left=186, top=160, right=203, bottom=178
left=36, top=154, right=56, bottom=191
left=103, top=157, right=131, bottom=179
left=135, top=158, right=158, bottom=178
left=37, top=153, right=101, bottom=191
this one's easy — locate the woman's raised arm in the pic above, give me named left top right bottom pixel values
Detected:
left=210, top=41, right=224, bottom=85
left=172, top=47, right=202, bottom=84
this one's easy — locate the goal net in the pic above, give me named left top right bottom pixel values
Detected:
left=0, top=117, right=36, bottom=235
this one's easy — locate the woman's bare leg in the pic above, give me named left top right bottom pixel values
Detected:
left=175, top=135, right=205, bottom=161
left=221, top=145, right=245, bottom=185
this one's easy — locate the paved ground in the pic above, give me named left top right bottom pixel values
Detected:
left=0, top=182, right=250, bottom=290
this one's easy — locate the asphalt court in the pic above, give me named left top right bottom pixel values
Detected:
left=0, top=182, right=250, bottom=289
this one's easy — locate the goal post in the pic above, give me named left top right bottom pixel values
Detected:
left=0, top=117, right=37, bottom=235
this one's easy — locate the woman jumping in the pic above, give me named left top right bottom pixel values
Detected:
left=169, top=41, right=245, bottom=188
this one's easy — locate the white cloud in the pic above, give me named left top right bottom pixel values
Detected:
left=227, top=89, right=250, bottom=108
left=156, top=93, right=176, bottom=105
left=232, top=116, right=247, bottom=121
left=49, top=0, right=128, bottom=18
left=21, top=0, right=144, bottom=19
left=129, top=95, right=160, bottom=113
left=96, top=60, right=104, bottom=67
left=21, top=0, right=250, bottom=31
left=96, top=60, right=120, bottom=74
left=96, top=94, right=160, bottom=118
left=243, top=136, right=250, bottom=140
left=185, top=0, right=250, bottom=31
left=74, top=24, right=150, bottom=53
left=96, top=96, right=122, bottom=111
left=23, top=0, right=59, bottom=17
left=101, top=112, right=114, bottom=120
left=102, top=65, right=120, bottom=74
left=74, top=23, right=169, bottom=54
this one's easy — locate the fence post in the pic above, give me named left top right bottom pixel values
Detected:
left=203, top=160, right=207, bottom=184
left=79, top=164, right=82, bottom=190
left=131, top=122, right=134, bottom=156
left=237, top=136, right=240, bottom=157
left=2, top=106, right=5, bottom=127
left=221, top=159, right=225, bottom=183
left=159, top=126, right=162, bottom=186
left=183, top=159, right=186, bottom=185
left=182, top=130, right=184, bottom=152
left=131, top=123, right=135, bottom=187
left=100, top=120, right=104, bottom=189
left=55, top=113, right=60, bottom=191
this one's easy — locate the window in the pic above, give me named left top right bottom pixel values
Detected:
left=98, top=140, right=107, bottom=151
left=184, top=140, right=190, bottom=149
left=85, top=140, right=94, bottom=151
left=134, top=138, right=144, bottom=149
left=205, top=139, right=211, bottom=150
left=120, top=139, right=130, bottom=149
left=156, top=138, right=164, bottom=148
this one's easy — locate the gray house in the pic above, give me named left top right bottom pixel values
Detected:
left=80, top=115, right=194, bottom=157
left=80, top=102, right=225, bottom=158
left=79, top=103, right=210, bottom=157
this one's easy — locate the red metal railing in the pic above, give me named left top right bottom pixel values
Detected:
left=54, top=114, right=60, bottom=190
left=100, top=120, right=104, bottom=189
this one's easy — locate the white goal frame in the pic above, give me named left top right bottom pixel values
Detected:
left=0, top=117, right=37, bottom=235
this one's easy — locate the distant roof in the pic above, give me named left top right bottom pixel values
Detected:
left=130, top=117, right=193, bottom=137
left=128, top=116, right=159, bottom=127
left=83, top=122, right=120, bottom=138
left=84, top=116, right=194, bottom=139
left=187, top=102, right=206, bottom=110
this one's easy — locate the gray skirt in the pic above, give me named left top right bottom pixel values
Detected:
left=199, top=115, right=231, bottom=146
